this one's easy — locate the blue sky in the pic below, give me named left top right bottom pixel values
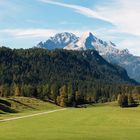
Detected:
left=1, top=0, right=140, bottom=56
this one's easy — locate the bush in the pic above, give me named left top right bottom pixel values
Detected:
left=118, top=94, right=128, bottom=107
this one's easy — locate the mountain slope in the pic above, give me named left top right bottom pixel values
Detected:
left=103, top=52, right=140, bottom=82
left=0, top=47, right=137, bottom=85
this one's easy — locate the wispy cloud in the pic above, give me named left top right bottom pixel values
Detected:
left=96, top=0, right=140, bottom=36
left=0, top=28, right=83, bottom=39
left=39, top=0, right=140, bottom=38
left=39, top=0, right=112, bottom=23
left=60, top=21, right=80, bottom=25
left=0, top=29, right=57, bottom=39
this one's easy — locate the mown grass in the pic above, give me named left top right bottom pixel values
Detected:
left=0, top=103, right=140, bottom=140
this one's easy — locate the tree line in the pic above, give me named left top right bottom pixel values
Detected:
left=0, top=82, right=140, bottom=107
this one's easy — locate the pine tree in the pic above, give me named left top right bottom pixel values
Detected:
left=42, top=84, right=49, bottom=99
left=50, top=84, right=59, bottom=103
left=67, top=83, right=74, bottom=106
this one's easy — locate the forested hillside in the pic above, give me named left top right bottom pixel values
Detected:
left=0, top=47, right=139, bottom=106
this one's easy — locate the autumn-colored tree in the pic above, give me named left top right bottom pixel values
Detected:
left=59, top=85, right=68, bottom=107
left=14, top=85, right=21, bottom=96
left=56, top=96, right=61, bottom=106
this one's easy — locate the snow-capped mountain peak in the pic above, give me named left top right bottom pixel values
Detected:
left=51, top=32, right=78, bottom=44
left=81, top=32, right=96, bottom=40
left=36, top=32, right=78, bottom=49
left=36, top=31, right=130, bottom=56
left=64, top=32, right=129, bottom=56
left=64, top=32, right=97, bottom=50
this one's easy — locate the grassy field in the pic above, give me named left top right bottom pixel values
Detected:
left=0, top=97, right=60, bottom=120
left=0, top=103, right=140, bottom=140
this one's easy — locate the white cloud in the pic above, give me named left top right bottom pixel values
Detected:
left=41, top=0, right=140, bottom=37
left=95, top=0, right=140, bottom=36
left=39, top=0, right=140, bottom=37
left=39, top=0, right=112, bottom=23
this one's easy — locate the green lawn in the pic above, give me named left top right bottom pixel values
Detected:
left=0, top=103, right=140, bottom=140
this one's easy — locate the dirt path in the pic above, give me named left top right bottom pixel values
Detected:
left=0, top=108, right=66, bottom=122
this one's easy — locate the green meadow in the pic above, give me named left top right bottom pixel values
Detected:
left=1, top=103, right=140, bottom=140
